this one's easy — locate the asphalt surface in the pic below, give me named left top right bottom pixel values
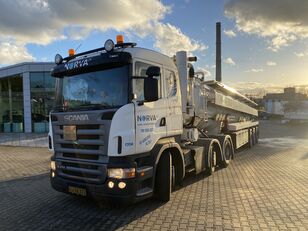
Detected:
left=0, top=120, right=307, bottom=230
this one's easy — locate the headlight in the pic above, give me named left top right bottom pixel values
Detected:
left=107, top=168, right=135, bottom=179
left=51, top=161, right=56, bottom=171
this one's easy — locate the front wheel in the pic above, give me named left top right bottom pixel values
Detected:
left=155, top=152, right=172, bottom=202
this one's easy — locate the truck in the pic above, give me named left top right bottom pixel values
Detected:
left=49, top=24, right=259, bottom=203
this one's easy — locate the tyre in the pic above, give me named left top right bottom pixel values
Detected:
left=205, top=144, right=216, bottom=175
left=155, top=152, right=172, bottom=202
left=255, top=127, right=259, bottom=144
left=248, top=129, right=254, bottom=148
left=221, top=138, right=233, bottom=168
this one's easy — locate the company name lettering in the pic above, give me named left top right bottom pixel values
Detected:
left=64, top=114, right=89, bottom=121
left=64, top=59, right=89, bottom=70
left=137, top=115, right=157, bottom=122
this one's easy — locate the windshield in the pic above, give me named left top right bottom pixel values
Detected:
left=54, top=65, right=129, bottom=111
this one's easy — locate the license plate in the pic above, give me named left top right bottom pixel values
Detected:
left=68, top=186, right=87, bottom=196
left=63, top=125, right=77, bottom=141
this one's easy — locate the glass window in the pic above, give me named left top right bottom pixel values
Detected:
left=133, top=61, right=161, bottom=101
left=30, top=72, right=56, bottom=133
left=164, top=69, right=177, bottom=97
left=0, top=75, right=24, bottom=133
left=55, top=66, right=128, bottom=110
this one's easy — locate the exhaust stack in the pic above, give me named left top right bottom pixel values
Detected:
left=216, top=22, right=222, bottom=82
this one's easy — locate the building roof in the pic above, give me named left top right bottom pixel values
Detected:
left=0, top=62, right=54, bottom=79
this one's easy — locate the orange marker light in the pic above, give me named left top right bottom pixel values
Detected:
left=68, top=48, right=75, bottom=56
left=116, top=35, right=124, bottom=44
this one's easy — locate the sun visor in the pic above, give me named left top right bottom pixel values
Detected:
left=51, top=52, right=132, bottom=77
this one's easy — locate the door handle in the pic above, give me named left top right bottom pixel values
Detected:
left=160, top=117, right=166, bottom=126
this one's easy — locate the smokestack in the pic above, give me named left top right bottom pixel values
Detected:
left=216, top=22, right=222, bottom=82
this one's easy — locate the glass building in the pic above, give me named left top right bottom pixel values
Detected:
left=0, top=62, right=55, bottom=133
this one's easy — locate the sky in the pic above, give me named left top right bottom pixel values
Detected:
left=0, top=0, right=307, bottom=95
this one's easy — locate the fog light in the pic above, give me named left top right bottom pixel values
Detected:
left=51, top=171, right=55, bottom=178
left=118, top=182, right=126, bottom=189
left=108, top=181, right=114, bottom=189
left=51, top=161, right=56, bottom=171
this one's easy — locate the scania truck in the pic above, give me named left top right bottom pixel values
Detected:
left=49, top=26, right=259, bottom=203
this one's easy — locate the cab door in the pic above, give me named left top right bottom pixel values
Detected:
left=133, top=61, right=167, bottom=154
left=163, top=68, right=183, bottom=136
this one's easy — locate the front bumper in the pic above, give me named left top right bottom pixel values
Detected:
left=50, top=165, right=153, bottom=204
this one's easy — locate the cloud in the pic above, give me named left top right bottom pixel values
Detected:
left=266, top=61, right=277, bottom=66
left=225, top=0, right=308, bottom=51
left=0, top=0, right=206, bottom=64
left=134, top=22, right=207, bottom=56
left=223, top=29, right=236, bottom=38
left=0, top=0, right=169, bottom=45
left=294, top=51, right=308, bottom=57
left=245, top=68, right=264, bottom=73
left=196, top=67, right=211, bottom=78
left=0, top=42, right=34, bottom=65
left=224, top=57, right=236, bottom=65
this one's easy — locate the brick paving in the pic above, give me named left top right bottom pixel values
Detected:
left=0, top=146, right=51, bottom=181
left=0, top=121, right=308, bottom=230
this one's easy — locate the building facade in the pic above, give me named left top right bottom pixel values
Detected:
left=263, top=87, right=308, bottom=120
left=0, top=62, right=55, bottom=134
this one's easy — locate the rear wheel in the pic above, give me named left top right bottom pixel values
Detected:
left=255, top=127, right=259, bottom=144
left=221, top=138, right=233, bottom=168
left=155, top=152, right=172, bottom=202
left=249, top=129, right=255, bottom=148
left=205, top=144, right=216, bottom=175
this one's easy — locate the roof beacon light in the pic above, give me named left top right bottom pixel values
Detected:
left=68, top=49, right=75, bottom=56
left=104, top=39, right=115, bottom=52
left=55, top=54, right=63, bottom=64
left=116, top=35, right=124, bottom=44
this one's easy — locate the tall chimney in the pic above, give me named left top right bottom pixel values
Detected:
left=216, top=22, right=222, bottom=82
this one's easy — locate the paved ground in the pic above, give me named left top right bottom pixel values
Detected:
left=0, top=120, right=307, bottom=230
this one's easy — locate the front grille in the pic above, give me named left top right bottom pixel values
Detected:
left=62, top=153, right=99, bottom=160
left=56, top=159, right=107, bottom=184
left=52, top=112, right=112, bottom=184
left=61, top=144, right=100, bottom=150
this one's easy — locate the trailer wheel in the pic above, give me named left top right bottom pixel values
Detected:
left=221, top=138, right=233, bottom=168
left=255, top=127, right=259, bottom=144
left=155, top=152, right=172, bottom=202
left=249, top=129, right=255, bottom=148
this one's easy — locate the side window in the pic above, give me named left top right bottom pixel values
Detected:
left=133, top=61, right=161, bottom=101
left=164, top=70, right=177, bottom=97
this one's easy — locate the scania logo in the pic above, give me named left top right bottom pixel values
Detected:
left=64, top=114, right=89, bottom=121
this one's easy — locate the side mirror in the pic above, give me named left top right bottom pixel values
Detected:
left=146, top=66, right=160, bottom=77
left=144, top=77, right=159, bottom=102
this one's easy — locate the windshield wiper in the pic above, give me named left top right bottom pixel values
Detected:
left=69, top=103, right=115, bottom=111
left=52, top=103, right=117, bottom=112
